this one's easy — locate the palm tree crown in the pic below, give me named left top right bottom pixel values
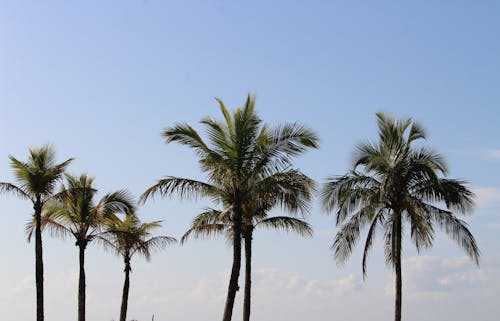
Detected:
left=321, top=113, right=479, bottom=321
left=32, top=174, right=135, bottom=247
left=100, top=215, right=176, bottom=263
left=1, top=145, right=73, bottom=203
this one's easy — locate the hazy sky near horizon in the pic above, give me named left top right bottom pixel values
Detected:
left=1, top=1, right=500, bottom=320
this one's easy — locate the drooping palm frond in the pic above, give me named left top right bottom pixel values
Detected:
left=0, top=182, right=33, bottom=201
left=140, top=177, right=220, bottom=204
left=180, top=208, right=232, bottom=244
left=255, top=216, right=313, bottom=237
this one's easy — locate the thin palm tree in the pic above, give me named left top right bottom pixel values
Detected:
left=181, top=169, right=315, bottom=321
left=27, top=174, right=135, bottom=321
left=0, top=145, right=73, bottom=321
left=98, top=215, right=176, bottom=321
left=140, top=95, right=319, bottom=321
left=321, top=113, right=480, bottom=321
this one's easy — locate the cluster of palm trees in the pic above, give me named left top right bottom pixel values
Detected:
left=1, top=95, right=480, bottom=321
left=0, top=150, right=174, bottom=321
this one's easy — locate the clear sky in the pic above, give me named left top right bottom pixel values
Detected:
left=1, top=1, right=499, bottom=320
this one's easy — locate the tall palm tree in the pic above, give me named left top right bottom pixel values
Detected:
left=321, top=113, right=480, bottom=321
left=98, top=215, right=176, bottom=321
left=0, top=145, right=73, bottom=321
left=140, top=95, right=319, bottom=321
left=27, top=174, right=135, bottom=321
left=181, top=169, right=315, bottom=321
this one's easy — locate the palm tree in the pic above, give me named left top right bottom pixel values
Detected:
left=27, top=174, right=135, bottom=321
left=321, top=113, right=480, bottom=321
left=140, top=95, right=319, bottom=321
left=98, top=215, right=176, bottom=321
left=181, top=169, right=315, bottom=321
left=0, top=145, right=73, bottom=321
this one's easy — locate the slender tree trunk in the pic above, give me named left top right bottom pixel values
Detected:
left=394, top=213, right=402, bottom=321
left=78, top=243, right=86, bottom=321
left=120, top=256, right=131, bottom=321
left=34, top=199, right=44, bottom=321
left=243, top=230, right=253, bottom=321
left=222, top=205, right=243, bottom=321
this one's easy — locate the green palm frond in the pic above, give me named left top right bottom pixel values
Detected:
left=255, top=216, right=313, bottom=237
left=0, top=182, right=33, bottom=201
left=140, top=176, right=220, bottom=204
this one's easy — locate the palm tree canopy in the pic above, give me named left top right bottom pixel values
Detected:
left=321, top=113, right=479, bottom=276
left=99, top=215, right=176, bottom=261
left=26, top=174, right=135, bottom=245
left=0, top=145, right=73, bottom=203
left=140, top=95, right=319, bottom=213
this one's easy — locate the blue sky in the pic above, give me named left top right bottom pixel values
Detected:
left=1, top=1, right=499, bottom=320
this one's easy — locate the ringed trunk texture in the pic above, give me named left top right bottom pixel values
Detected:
left=120, top=256, right=131, bottom=321
left=78, top=244, right=86, bottom=321
left=243, top=231, right=253, bottom=321
left=394, top=213, right=402, bottom=321
left=222, top=206, right=243, bottom=321
left=34, top=200, right=44, bottom=321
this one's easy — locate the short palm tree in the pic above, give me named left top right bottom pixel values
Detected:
left=321, top=113, right=480, bottom=321
left=27, top=174, right=135, bottom=321
left=98, top=215, right=176, bottom=321
left=0, top=145, right=73, bottom=321
left=140, top=95, right=319, bottom=321
left=181, top=169, right=314, bottom=321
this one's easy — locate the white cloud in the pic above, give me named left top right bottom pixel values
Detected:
left=3, top=258, right=500, bottom=321
left=484, top=149, right=500, bottom=161
left=384, top=255, right=500, bottom=297
left=473, top=187, right=500, bottom=208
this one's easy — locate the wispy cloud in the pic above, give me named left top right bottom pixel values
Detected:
left=473, top=187, right=500, bottom=208
left=385, top=255, right=500, bottom=297
left=484, top=149, right=500, bottom=161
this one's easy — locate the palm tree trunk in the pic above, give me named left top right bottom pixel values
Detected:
left=78, top=243, right=86, bottom=321
left=222, top=206, right=243, bottom=321
left=34, top=199, right=44, bottom=321
left=120, top=256, right=131, bottom=321
left=394, top=213, right=402, bottom=321
left=243, top=231, right=253, bottom=321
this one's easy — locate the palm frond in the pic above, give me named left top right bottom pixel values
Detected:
left=255, top=216, right=313, bottom=237
left=0, top=182, right=33, bottom=201
left=140, top=176, right=219, bottom=204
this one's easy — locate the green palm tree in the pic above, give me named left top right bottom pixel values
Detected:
left=321, top=113, right=480, bottom=321
left=98, top=215, right=176, bottom=321
left=140, top=95, right=319, bottom=321
left=0, top=145, right=73, bottom=321
left=27, top=174, right=135, bottom=321
left=181, top=169, right=315, bottom=321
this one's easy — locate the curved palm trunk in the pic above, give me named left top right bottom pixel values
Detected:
left=78, top=243, right=86, bottom=321
left=120, top=255, right=131, bottom=321
left=222, top=206, right=243, bottom=321
left=243, top=230, right=253, bottom=321
left=34, top=200, right=44, bottom=321
left=394, top=213, right=402, bottom=321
